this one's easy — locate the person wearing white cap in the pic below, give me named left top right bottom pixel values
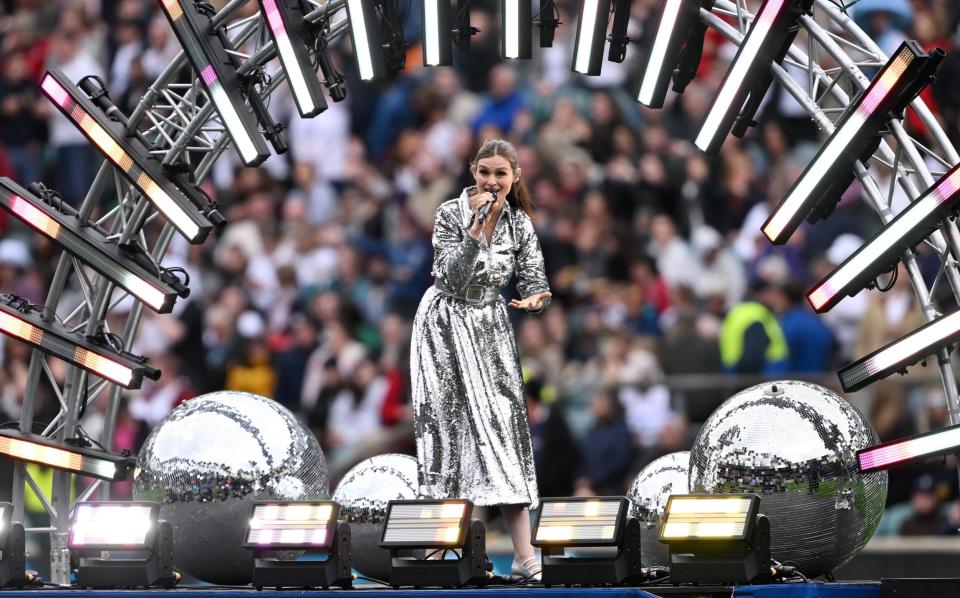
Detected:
left=811, top=234, right=868, bottom=362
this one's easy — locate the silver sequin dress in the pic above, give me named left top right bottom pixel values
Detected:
left=411, top=188, right=550, bottom=507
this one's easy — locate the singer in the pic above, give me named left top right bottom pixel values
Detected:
left=410, top=139, right=552, bottom=580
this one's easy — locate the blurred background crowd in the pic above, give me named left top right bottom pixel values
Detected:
left=0, top=0, right=960, bottom=539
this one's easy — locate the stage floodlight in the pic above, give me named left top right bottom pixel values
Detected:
left=858, top=424, right=960, bottom=472
left=502, top=0, right=531, bottom=60
left=40, top=71, right=215, bottom=243
left=257, top=0, right=328, bottom=117
left=157, top=0, right=270, bottom=166
left=531, top=497, right=641, bottom=586
left=839, top=308, right=960, bottom=392
left=571, top=0, right=611, bottom=76
left=0, top=294, right=159, bottom=389
left=346, top=0, right=387, bottom=80
left=0, top=179, right=188, bottom=314
left=0, top=429, right=135, bottom=482
left=0, top=502, right=26, bottom=588
left=422, top=0, right=452, bottom=66
left=764, top=41, right=944, bottom=244
left=660, top=494, right=771, bottom=585
left=245, top=501, right=352, bottom=589
left=637, top=0, right=711, bottom=108
left=808, top=163, right=960, bottom=313
left=380, top=499, right=488, bottom=587
left=69, top=501, right=176, bottom=588
left=694, top=0, right=813, bottom=153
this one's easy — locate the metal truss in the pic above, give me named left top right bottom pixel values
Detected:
left=701, top=0, right=960, bottom=423
left=11, top=0, right=346, bottom=582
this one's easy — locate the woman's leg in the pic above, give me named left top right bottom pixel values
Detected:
left=500, top=504, right=537, bottom=566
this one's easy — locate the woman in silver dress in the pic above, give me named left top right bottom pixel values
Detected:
left=411, top=139, right=552, bottom=581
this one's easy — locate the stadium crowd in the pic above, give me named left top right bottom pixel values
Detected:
left=1, top=0, right=960, bottom=537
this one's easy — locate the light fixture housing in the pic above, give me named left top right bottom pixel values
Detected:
left=637, top=0, right=712, bottom=108
left=0, top=429, right=136, bottom=482
left=763, top=41, right=944, bottom=244
left=69, top=501, right=176, bottom=588
left=0, top=178, right=188, bottom=314
left=40, top=71, right=215, bottom=243
left=422, top=0, right=452, bottom=66
left=694, top=0, right=813, bottom=154
left=858, top=424, right=960, bottom=472
left=571, top=0, right=611, bottom=76
left=380, top=499, right=488, bottom=587
left=531, top=496, right=641, bottom=585
left=0, top=294, right=160, bottom=389
left=257, top=0, right=328, bottom=118
left=808, top=163, right=960, bottom=313
left=501, top=0, right=531, bottom=60
left=245, top=501, right=352, bottom=589
left=346, top=0, right=387, bottom=80
left=660, top=494, right=771, bottom=585
left=838, top=308, right=960, bottom=392
left=157, top=0, right=270, bottom=166
left=0, top=503, right=26, bottom=588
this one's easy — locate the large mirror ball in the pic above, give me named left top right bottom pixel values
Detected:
left=134, top=391, right=329, bottom=584
left=332, top=453, right=422, bottom=582
left=689, top=381, right=887, bottom=578
left=627, top=451, right=690, bottom=567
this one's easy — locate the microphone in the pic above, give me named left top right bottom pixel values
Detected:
left=478, top=192, right=496, bottom=223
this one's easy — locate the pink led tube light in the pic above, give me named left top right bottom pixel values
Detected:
left=858, top=423, right=960, bottom=472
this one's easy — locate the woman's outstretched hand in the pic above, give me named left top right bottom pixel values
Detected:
left=509, top=291, right=552, bottom=312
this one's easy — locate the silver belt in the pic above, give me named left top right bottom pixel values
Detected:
left=434, top=280, right=500, bottom=305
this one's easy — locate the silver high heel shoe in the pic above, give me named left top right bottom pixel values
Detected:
left=511, top=556, right=542, bottom=582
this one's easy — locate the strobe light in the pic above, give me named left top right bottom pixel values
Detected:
left=764, top=41, right=945, bottom=244
left=69, top=502, right=177, bottom=588
left=0, top=503, right=28, bottom=588
left=257, top=0, right=327, bottom=117
left=660, top=494, right=771, bottom=585
left=0, top=429, right=135, bottom=482
left=157, top=0, right=270, bottom=166
left=637, top=0, right=713, bottom=108
left=571, top=0, right=611, bottom=76
left=0, top=179, right=188, bottom=314
left=858, top=424, right=960, bottom=472
left=501, top=0, right=531, bottom=60
left=838, top=308, right=960, bottom=392
left=694, top=0, right=813, bottom=154
left=346, top=0, right=387, bottom=80
left=0, top=294, right=160, bottom=389
left=380, top=499, right=489, bottom=588
left=808, top=163, right=960, bottom=313
left=40, top=71, right=215, bottom=243
left=246, top=501, right=352, bottom=589
left=422, top=0, right=452, bottom=66
left=531, top=497, right=642, bottom=586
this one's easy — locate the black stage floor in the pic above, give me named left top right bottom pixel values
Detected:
left=0, top=583, right=880, bottom=598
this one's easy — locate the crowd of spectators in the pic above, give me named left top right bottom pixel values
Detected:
left=1, top=0, right=960, bottom=538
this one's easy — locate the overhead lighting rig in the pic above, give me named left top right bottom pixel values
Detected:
left=536, top=0, right=560, bottom=48
left=40, top=71, right=219, bottom=243
left=763, top=41, right=944, bottom=244
left=257, top=0, right=329, bottom=117
left=0, top=179, right=189, bottom=314
left=0, top=429, right=136, bottom=482
left=502, top=0, right=532, bottom=59
left=695, top=0, right=814, bottom=153
left=858, top=424, right=960, bottom=472
left=571, top=0, right=610, bottom=75
left=0, top=294, right=159, bottom=389
left=838, top=307, right=960, bottom=392
left=346, top=0, right=405, bottom=77
left=637, top=0, right=714, bottom=108
left=808, top=162, right=960, bottom=313
left=157, top=0, right=276, bottom=165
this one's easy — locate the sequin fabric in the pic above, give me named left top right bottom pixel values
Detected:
left=411, top=188, right=550, bottom=507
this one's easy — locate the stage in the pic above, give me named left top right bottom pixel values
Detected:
left=0, top=584, right=882, bottom=598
